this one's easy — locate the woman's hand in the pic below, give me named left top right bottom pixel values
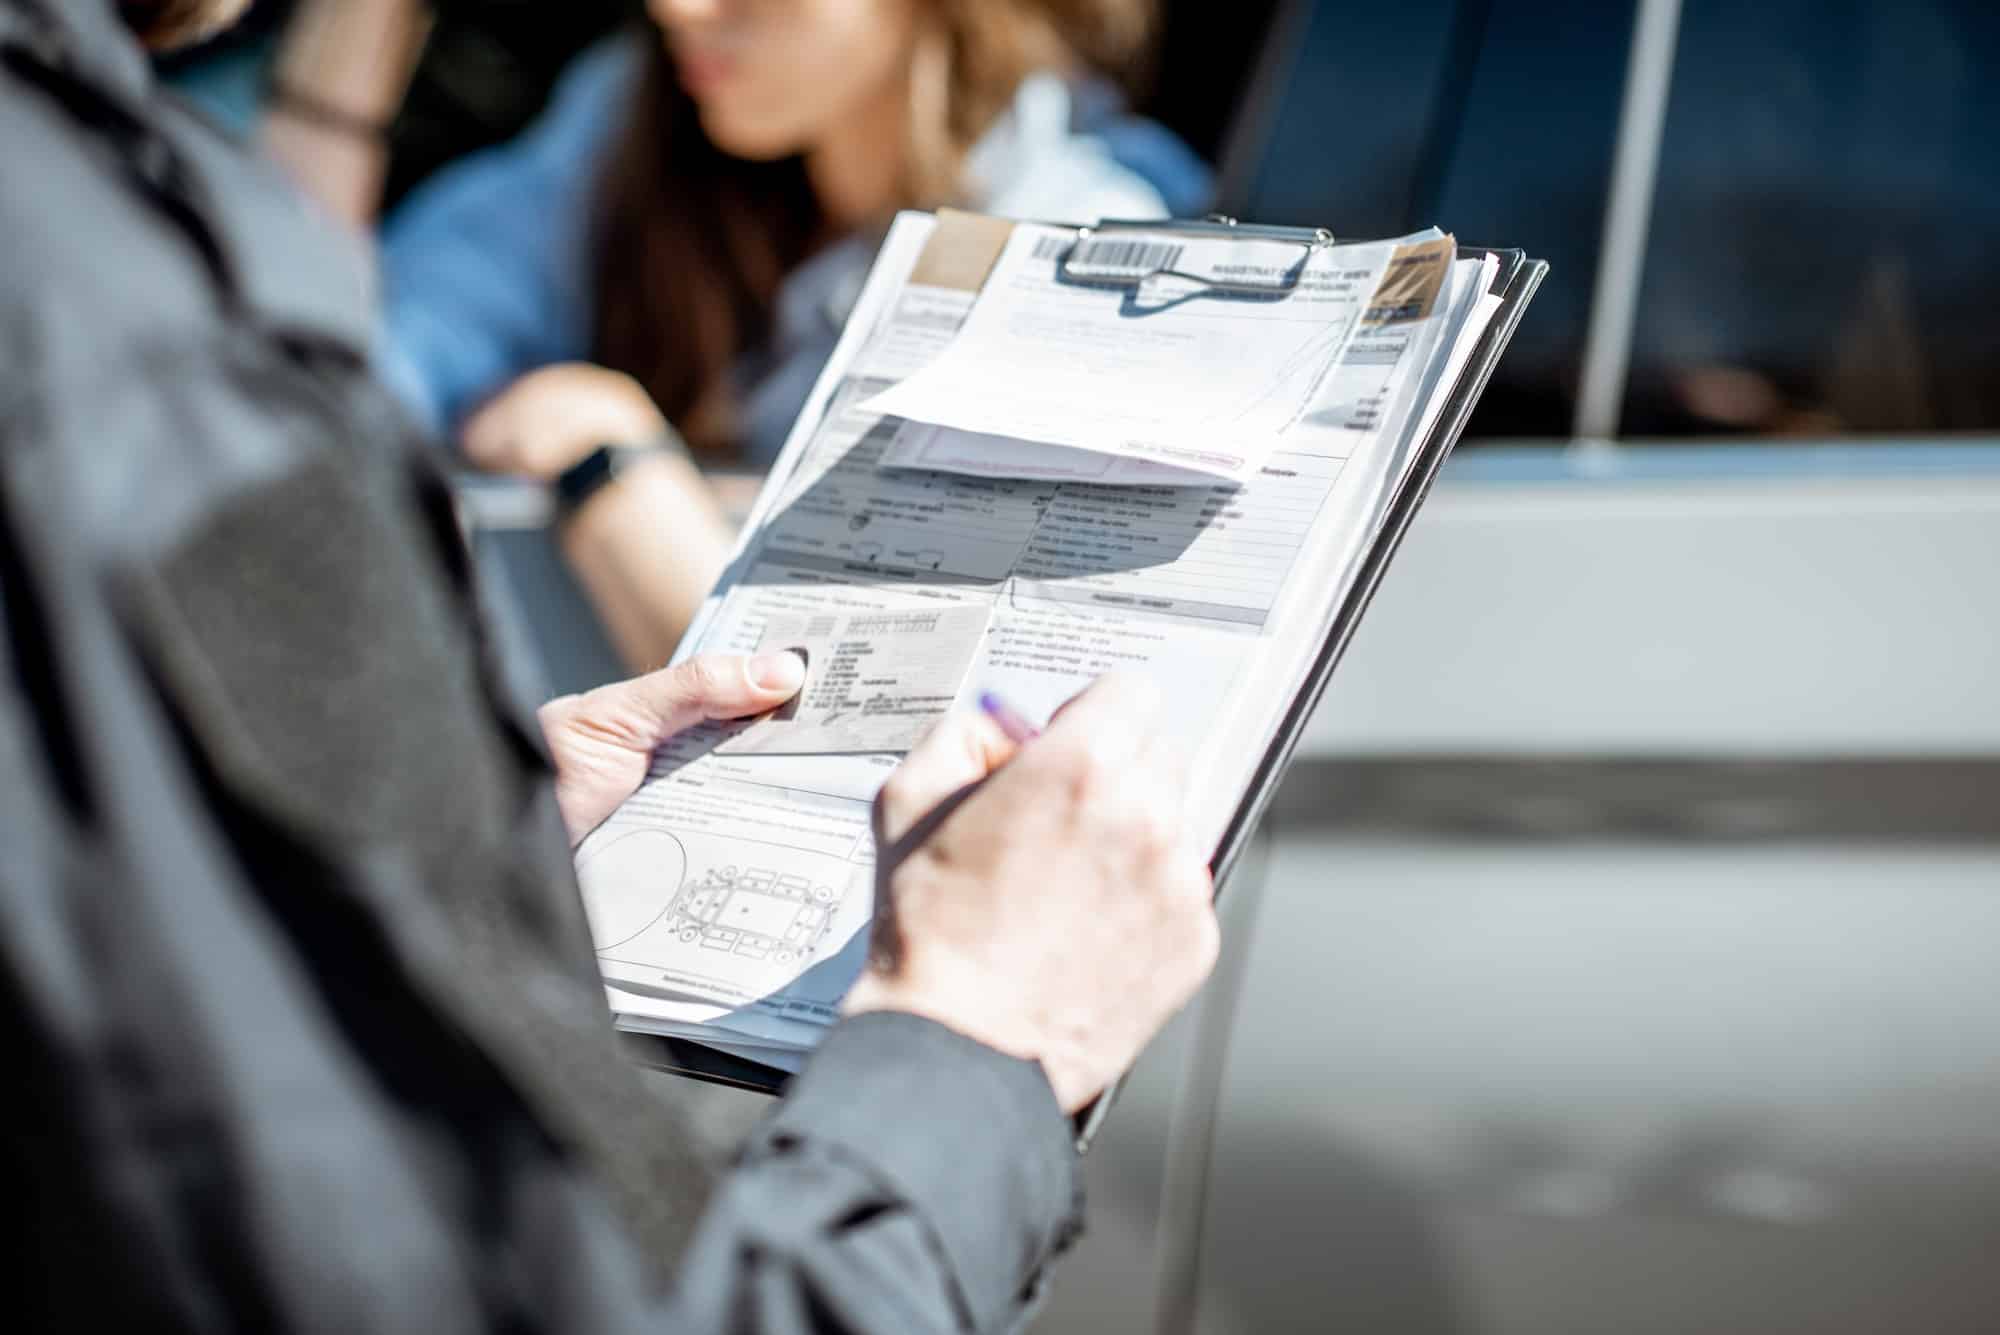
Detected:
left=474, top=360, right=738, bottom=684
left=462, top=363, right=671, bottom=480
left=538, top=652, right=807, bottom=844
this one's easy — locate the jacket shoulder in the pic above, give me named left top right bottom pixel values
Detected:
left=0, top=73, right=220, bottom=371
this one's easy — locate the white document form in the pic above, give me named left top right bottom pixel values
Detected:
left=862, top=225, right=1449, bottom=480
left=576, top=211, right=1512, bottom=1064
left=882, top=251, right=1496, bottom=495
left=878, top=421, right=1217, bottom=485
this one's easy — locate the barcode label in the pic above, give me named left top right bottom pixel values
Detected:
left=1066, top=237, right=1186, bottom=276
left=1030, top=234, right=1187, bottom=275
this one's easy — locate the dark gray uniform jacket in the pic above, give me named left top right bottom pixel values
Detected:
left=0, top=2, right=1080, bottom=1329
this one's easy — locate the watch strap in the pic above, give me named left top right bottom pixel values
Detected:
left=553, top=438, right=682, bottom=518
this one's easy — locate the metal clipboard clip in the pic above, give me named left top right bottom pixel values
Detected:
left=1056, top=213, right=1336, bottom=298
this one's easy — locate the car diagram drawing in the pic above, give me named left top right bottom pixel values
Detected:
left=668, top=863, right=839, bottom=966
left=577, top=828, right=839, bottom=968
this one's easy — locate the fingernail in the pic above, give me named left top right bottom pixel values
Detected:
left=750, top=651, right=806, bottom=692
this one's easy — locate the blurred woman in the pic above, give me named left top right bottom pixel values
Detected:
left=268, top=0, right=1208, bottom=669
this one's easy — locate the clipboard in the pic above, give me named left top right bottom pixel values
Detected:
left=622, top=216, right=1548, bottom=1143
left=1058, top=214, right=1334, bottom=295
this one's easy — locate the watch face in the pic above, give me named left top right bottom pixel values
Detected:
left=605, top=444, right=649, bottom=478
left=556, top=445, right=619, bottom=512
left=559, top=443, right=669, bottom=515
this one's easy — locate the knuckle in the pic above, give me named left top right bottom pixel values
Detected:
left=684, top=654, right=736, bottom=700
left=923, top=711, right=975, bottom=760
left=1134, top=796, right=1178, bottom=854
left=1112, top=782, right=1176, bottom=862
left=536, top=693, right=581, bottom=734
left=1062, top=733, right=1119, bottom=797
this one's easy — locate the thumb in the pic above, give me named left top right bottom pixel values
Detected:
left=611, top=651, right=807, bottom=743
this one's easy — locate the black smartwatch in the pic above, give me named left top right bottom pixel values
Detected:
left=552, top=439, right=680, bottom=520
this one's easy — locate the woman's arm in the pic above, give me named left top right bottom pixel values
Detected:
left=462, top=363, right=738, bottom=671
left=261, top=0, right=432, bottom=226
left=558, top=452, right=737, bottom=671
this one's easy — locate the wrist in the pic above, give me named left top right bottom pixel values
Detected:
left=552, top=437, right=691, bottom=521
left=767, top=1011, right=1083, bottom=1326
left=267, top=81, right=391, bottom=141
left=844, top=970, right=1093, bottom=1112
left=273, top=0, right=431, bottom=126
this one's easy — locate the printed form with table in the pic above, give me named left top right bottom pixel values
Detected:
left=576, top=209, right=1544, bottom=1081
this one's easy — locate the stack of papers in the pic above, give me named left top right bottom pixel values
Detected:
left=576, top=210, right=1514, bottom=1071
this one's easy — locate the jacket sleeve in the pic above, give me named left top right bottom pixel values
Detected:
left=666, top=1013, right=1084, bottom=1334
left=372, top=37, right=640, bottom=438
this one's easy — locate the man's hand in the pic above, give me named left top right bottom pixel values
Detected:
left=845, top=677, right=1220, bottom=1113
left=462, top=363, right=671, bottom=480
left=538, top=652, right=806, bottom=844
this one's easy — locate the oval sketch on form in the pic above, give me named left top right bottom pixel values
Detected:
left=574, top=829, right=688, bottom=952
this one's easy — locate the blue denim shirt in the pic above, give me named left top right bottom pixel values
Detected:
left=374, top=36, right=1212, bottom=463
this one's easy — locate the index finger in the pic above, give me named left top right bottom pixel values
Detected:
left=874, top=710, right=1020, bottom=847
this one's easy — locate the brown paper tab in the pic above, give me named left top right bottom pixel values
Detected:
left=1363, top=235, right=1455, bottom=325
left=908, top=208, right=1017, bottom=293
